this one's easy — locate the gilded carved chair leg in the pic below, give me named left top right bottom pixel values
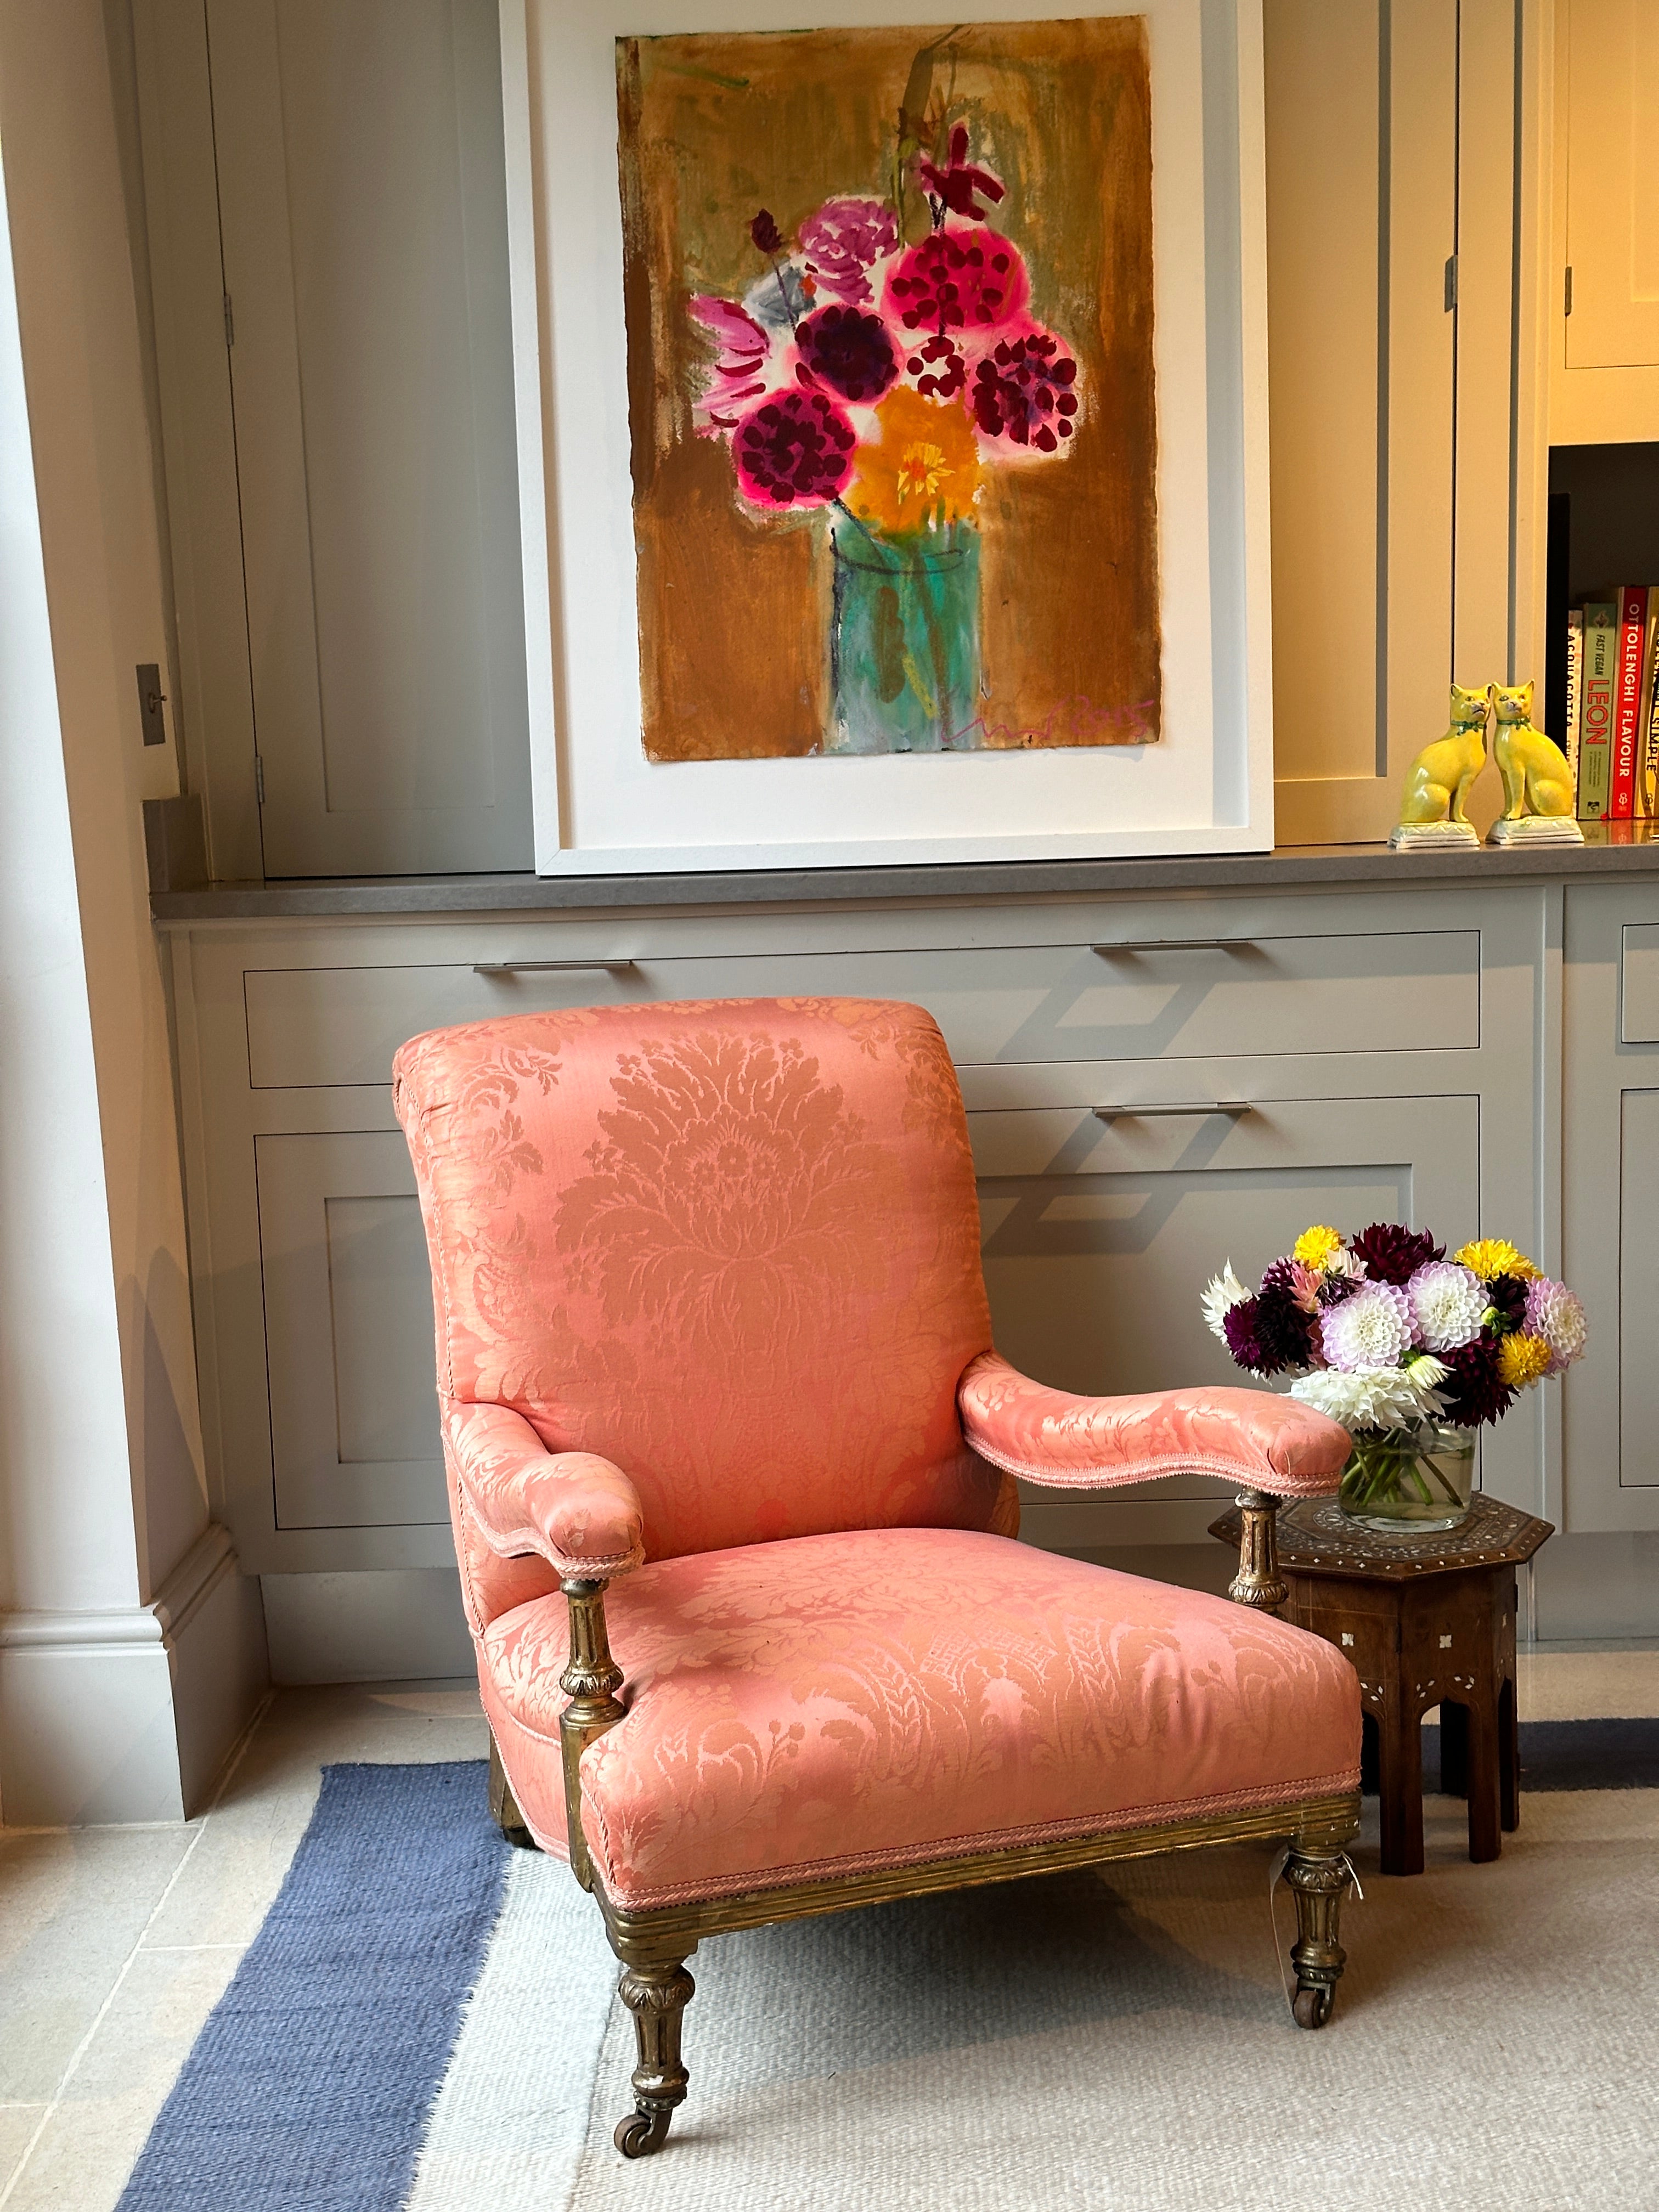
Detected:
left=613, top=1951, right=697, bottom=2158
left=1229, top=1489, right=1287, bottom=1615
left=1283, top=1846, right=1350, bottom=2029
left=558, top=1576, right=627, bottom=1893
left=487, top=1731, right=536, bottom=1849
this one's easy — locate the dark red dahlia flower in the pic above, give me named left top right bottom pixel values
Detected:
left=795, top=306, right=898, bottom=405
left=1222, top=1296, right=1268, bottom=1375
left=750, top=209, right=785, bottom=257
left=969, top=326, right=1080, bottom=454
left=1485, top=1273, right=1529, bottom=1333
left=732, top=391, right=857, bottom=508
left=1252, top=1283, right=1316, bottom=1373
left=885, top=229, right=1030, bottom=337
left=1350, top=1222, right=1444, bottom=1285
left=1438, top=1335, right=1516, bottom=1428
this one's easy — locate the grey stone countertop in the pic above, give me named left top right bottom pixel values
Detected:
left=150, top=835, right=1659, bottom=923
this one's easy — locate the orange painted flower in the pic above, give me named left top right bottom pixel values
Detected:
left=845, top=386, right=981, bottom=534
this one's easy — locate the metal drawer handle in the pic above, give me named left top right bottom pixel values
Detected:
left=472, top=960, right=638, bottom=976
left=1091, top=939, right=1259, bottom=955
left=1094, top=1102, right=1254, bottom=1121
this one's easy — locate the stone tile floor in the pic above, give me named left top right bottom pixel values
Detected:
left=0, top=1649, right=1654, bottom=2211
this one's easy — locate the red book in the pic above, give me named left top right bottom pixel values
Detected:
left=1611, top=585, right=1649, bottom=820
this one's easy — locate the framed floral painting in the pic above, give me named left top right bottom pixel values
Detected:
left=617, top=19, right=1159, bottom=763
left=507, top=0, right=1272, bottom=871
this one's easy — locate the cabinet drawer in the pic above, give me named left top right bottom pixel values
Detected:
left=1621, top=923, right=1659, bottom=1042
left=244, top=927, right=1480, bottom=1087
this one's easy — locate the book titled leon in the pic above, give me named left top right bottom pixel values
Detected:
left=1566, top=591, right=1659, bottom=819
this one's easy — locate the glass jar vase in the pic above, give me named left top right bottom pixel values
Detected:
left=1337, top=1421, right=1476, bottom=1533
left=828, top=513, right=980, bottom=754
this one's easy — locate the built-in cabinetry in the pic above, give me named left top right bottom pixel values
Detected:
left=1552, top=0, right=1659, bottom=445
left=166, top=860, right=1659, bottom=1675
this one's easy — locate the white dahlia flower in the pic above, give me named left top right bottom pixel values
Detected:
left=1523, top=1278, right=1588, bottom=1374
left=1290, top=1361, right=1448, bottom=1434
left=1201, top=1261, right=1250, bottom=1345
left=1407, top=1260, right=1488, bottom=1353
left=1318, top=1280, right=1414, bottom=1373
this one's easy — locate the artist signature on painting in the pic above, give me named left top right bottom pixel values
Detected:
left=944, top=696, right=1157, bottom=749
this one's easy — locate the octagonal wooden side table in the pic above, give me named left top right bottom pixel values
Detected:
left=1209, top=1493, right=1553, bottom=1876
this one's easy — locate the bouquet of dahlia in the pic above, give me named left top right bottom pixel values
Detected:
left=1202, top=1224, right=1586, bottom=1521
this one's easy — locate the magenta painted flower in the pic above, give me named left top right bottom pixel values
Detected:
left=899, top=331, right=968, bottom=400
left=917, top=125, right=1006, bottom=223
left=688, top=296, right=775, bottom=432
left=1319, top=1281, right=1414, bottom=1372
left=969, top=324, right=1080, bottom=454
left=884, top=227, right=1030, bottom=338
left=799, top=198, right=900, bottom=305
left=795, top=306, right=899, bottom=405
left=732, top=390, right=857, bottom=507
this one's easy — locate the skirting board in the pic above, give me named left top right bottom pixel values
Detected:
left=0, top=1523, right=268, bottom=1826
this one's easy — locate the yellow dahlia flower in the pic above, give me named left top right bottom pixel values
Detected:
left=845, top=387, right=981, bottom=535
left=1453, top=1238, right=1540, bottom=1282
left=1498, top=1332, right=1551, bottom=1389
left=1292, top=1224, right=1344, bottom=1271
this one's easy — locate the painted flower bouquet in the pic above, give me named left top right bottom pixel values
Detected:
left=690, top=127, right=1079, bottom=755
left=1203, top=1225, right=1587, bottom=1530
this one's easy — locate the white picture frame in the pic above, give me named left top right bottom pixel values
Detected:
left=504, top=0, right=1271, bottom=874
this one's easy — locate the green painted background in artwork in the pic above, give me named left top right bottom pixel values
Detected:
left=617, top=18, right=1160, bottom=762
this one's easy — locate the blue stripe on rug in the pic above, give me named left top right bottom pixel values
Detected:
left=1407, top=1717, right=1659, bottom=1792
left=117, top=1762, right=507, bottom=2212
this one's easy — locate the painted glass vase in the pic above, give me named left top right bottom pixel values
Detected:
left=828, top=512, right=980, bottom=754
left=1338, top=1420, right=1476, bottom=1534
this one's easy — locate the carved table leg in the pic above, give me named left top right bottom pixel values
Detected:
left=1376, top=1696, right=1426, bottom=1876
left=487, top=1731, right=536, bottom=1849
left=1499, top=1674, right=1520, bottom=1833
left=1464, top=1691, right=1503, bottom=1863
left=1283, top=1846, right=1351, bottom=2029
left=614, top=1953, right=697, bottom=2157
left=1229, top=1489, right=1287, bottom=1614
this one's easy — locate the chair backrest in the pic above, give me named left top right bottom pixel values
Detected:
left=394, top=998, right=1011, bottom=1604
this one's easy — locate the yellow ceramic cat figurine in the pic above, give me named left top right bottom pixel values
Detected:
left=1389, top=683, right=1489, bottom=849
left=1485, top=679, right=1583, bottom=844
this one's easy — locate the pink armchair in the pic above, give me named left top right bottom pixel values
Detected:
left=394, top=997, right=1360, bottom=2158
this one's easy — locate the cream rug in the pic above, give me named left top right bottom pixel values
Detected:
left=566, top=1788, right=1659, bottom=2212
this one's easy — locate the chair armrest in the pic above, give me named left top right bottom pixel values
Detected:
left=957, top=1350, right=1351, bottom=1499
left=443, top=1400, right=646, bottom=1578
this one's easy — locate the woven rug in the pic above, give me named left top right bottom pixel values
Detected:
left=116, top=1728, right=1659, bottom=2212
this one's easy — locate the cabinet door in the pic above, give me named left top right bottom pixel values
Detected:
left=1561, top=0, right=1659, bottom=373
left=1563, top=886, right=1659, bottom=1531
left=256, top=1132, right=445, bottom=1528
left=973, top=1091, right=1482, bottom=1547
left=207, top=0, right=532, bottom=875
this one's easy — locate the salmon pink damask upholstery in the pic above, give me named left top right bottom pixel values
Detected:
left=960, top=1350, right=1348, bottom=1497
left=478, top=1527, right=1361, bottom=1909
left=395, top=997, right=1356, bottom=1904
left=394, top=997, right=1015, bottom=1627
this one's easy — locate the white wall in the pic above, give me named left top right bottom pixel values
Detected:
left=0, top=0, right=266, bottom=1824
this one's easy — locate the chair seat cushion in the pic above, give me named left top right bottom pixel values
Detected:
left=480, top=1526, right=1360, bottom=1910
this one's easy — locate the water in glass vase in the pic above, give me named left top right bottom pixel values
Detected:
left=1338, top=1421, right=1476, bottom=1533
left=828, top=512, right=980, bottom=753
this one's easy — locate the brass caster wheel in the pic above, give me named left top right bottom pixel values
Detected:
left=614, top=2104, right=674, bottom=2158
left=1293, top=1982, right=1334, bottom=2030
